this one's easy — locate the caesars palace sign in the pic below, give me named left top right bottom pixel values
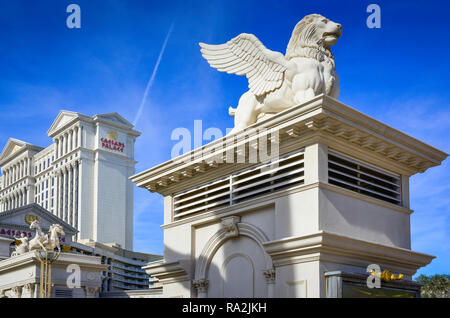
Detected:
left=101, top=130, right=125, bottom=153
left=0, top=214, right=66, bottom=242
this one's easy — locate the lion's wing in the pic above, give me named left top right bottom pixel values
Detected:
left=199, top=33, right=287, bottom=97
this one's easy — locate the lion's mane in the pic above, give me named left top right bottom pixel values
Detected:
left=285, top=14, right=335, bottom=68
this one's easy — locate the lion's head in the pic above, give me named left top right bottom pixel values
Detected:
left=286, top=14, right=342, bottom=61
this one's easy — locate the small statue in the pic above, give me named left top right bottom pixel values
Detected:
left=11, top=233, right=29, bottom=257
left=28, top=220, right=65, bottom=253
left=370, top=269, right=404, bottom=282
left=200, top=14, right=342, bottom=133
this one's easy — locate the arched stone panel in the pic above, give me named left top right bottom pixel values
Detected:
left=194, top=218, right=273, bottom=298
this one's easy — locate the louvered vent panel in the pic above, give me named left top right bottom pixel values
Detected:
left=55, top=289, right=73, bottom=298
left=173, top=178, right=230, bottom=218
left=173, top=151, right=305, bottom=219
left=328, top=151, right=401, bottom=205
left=232, top=152, right=304, bottom=204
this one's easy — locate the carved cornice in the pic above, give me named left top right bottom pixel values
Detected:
left=131, top=95, right=448, bottom=195
left=142, top=260, right=190, bottom=282
left=263, top=231, right=435, bottom=275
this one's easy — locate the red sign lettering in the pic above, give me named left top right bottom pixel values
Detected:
left=100, top=138, right=125, bottom=153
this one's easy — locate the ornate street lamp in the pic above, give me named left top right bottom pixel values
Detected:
left=35, top=250, right=60, bottom=298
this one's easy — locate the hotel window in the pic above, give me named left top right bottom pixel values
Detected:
left=46, top=180, right=48, bottom=188
left=46, top=191, right=48, bottom=199
left=41, top=193, right=44, bottom=200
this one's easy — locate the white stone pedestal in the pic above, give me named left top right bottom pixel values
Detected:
left=132, top=95, right=448, bottom=298
left=0, top=251, right=107, bottom=298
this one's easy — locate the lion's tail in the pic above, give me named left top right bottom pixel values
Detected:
left=228, top=106, right=236, bottom=117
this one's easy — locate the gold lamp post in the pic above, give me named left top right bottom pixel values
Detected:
left=35, top=250, right=60, bottom=298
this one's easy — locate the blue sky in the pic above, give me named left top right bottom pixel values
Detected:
left=0, top=0, right=448, bottom=276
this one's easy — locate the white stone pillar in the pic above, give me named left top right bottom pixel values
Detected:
left=56, top=171, right=60, bottom=218
left=60, top=170, right=64, bottom=220
left=27, top=185, right=33, bottom=205
left=54, top=140, right=58, bottom=159
left=58, top=137, right=62, bottom=158
left=304, top=143, right=328, bottom=185
left=69, top=130, right=73, bottom=153
left=61, top=167, right=67, bottom=222
left=65, top=134, right=69, bottom=156
left=401, top=175, right=410, bottom=209
left=72, top=129, right=76, bottom=150
left=75, top=161, right=79, bottom=230
left=54, top=172, right=58, bottom=217
left=78, top=126, right=83, bottom=148
left=75, top=126, right=79, bottom=148
left=71, top=163, right=76, bottom=227
left=68, top=165, right=73, bottom=225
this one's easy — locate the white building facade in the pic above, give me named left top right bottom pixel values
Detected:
left=132, top=96, right=448, bottom=298
left=0, top=111, right=141, bottom=250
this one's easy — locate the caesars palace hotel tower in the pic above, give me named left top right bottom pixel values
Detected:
left=0, top=111, right=140, bottom=250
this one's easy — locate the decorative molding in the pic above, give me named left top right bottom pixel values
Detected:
left=194, top=221, right=271, bottom=281
left=10, top=286, right=23, bottom=298
left=142, top=260, right=190, bottom=283
left=23, top=283, right=35, bottom=294
left=263, top=231, right=434, bottom=275
left=262, top=268, right=276, bottom=284
left=84, top=286, right=100, bottom=297
left=220, top=216, right=241, bottom=238
left=192, top=279, right=209, bottom=293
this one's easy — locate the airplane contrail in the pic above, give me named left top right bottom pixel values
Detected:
left=133, top=22, right=175, bottom=126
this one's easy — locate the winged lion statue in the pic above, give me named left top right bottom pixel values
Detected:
left=199, top=14, right=342, bottom=134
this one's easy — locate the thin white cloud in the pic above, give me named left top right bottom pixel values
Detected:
left=133, top=21, right=175, bottom=127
